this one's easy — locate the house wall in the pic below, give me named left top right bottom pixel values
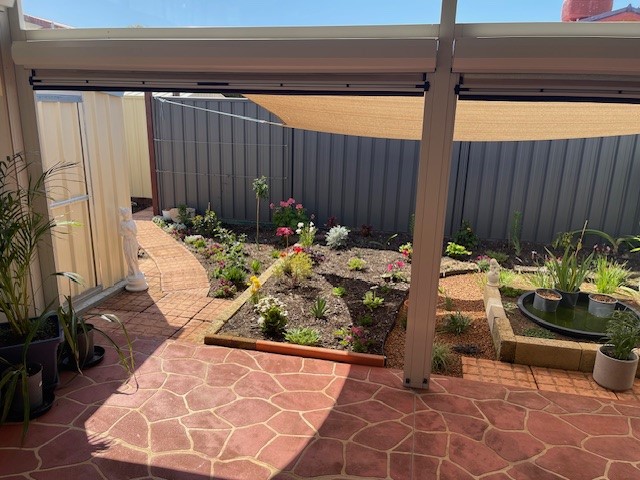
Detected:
left=123, top=94, right=152, bottom=199
left=152, top=98, right=640, bottom=244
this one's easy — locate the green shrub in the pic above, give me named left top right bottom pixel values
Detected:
left=499, top=269, right=516, bottom=288
left=177, top=204, right=192, bottom=226
left=332, top=286, right=347, bottom=297
left=431, top=342, right=452, bottom=373
left=452, top=220, right=478, bottom=250
left=347, top=257, right=367, bottom=271
left=362, top=291, right=384, bottom=310
left=296, top=222, right=317, bottom=247
left=275, top=252, right=313, bottom=286
left=310, top=297, right=328, bottom=319
left=250, top=259, right=262, bottom=274
left=272, top=199, right=308, bottom=229
left=285, top=327, right=321, bottom=346
left=499, top=286, right=526, bottom=298
left=255, top=296, right=288, bottom=336
left=509, top=211, right=523, bottom=256
left=221, top=265, right=247, bottom=288
left=326, top=226, right=350, bottom=249
left=604, top=310, right=640, bottom=360
left=445, top=242, right=471, bottom=258
left=485, top=250, right=509, bottom=264
left=444, top=312, right=472, bottom=335
left=192, top=208, right=219, bottom=237
left=357, top=314, right=373, bottom=327
left=271, top=249, right=281, bottom=259
left=212, top=279, right=237, bottom=298
left=592, top=256, right=630, bottom=294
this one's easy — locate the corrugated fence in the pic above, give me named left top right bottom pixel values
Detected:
left=152, top=97, right=640, bottom=243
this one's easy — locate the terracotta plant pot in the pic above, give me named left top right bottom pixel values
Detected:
left=588, top=294, right=617, bottom=318
left=533, top=289, right=562, bottom=313
left=593, top=346, right=639, bottom=391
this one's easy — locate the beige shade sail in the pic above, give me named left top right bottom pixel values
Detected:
left=246, top=94, right=640, bottom=141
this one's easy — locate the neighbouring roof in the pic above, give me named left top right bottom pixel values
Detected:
left=581, top=4, right=640, bottom=21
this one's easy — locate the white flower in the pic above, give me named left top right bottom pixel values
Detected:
left=297, top=222, right=304, bottom=228
left=257, top=316, right=265, bottom=326
left=296, top=229, right=302, bottom=234
left=309, top=222, right=314, bottom=227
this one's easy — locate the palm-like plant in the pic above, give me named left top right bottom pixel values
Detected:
left=0, top=154, right=75, bottom=337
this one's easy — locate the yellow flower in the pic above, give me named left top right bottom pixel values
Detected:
left=248, top=275, right=261, bottom=294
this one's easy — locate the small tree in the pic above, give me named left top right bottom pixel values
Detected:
left=252, top=176, right=269, bottom=246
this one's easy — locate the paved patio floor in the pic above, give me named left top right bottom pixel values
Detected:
left=2, top=210, right=640, bottom=479
left=2, top=336, right=640, bottom=480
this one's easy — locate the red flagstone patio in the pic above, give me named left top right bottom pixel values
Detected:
left=2, top=209, right=640, bottom=479
left=1, top=337, right=640, bottom=479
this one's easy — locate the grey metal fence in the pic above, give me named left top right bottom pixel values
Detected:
left=153, top=97, right=640, bottom=243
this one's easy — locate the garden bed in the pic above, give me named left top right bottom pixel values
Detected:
left=219, top=244, right=410, bottom=356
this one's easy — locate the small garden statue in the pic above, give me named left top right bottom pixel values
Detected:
left=487, top=258, right=500, bottom=287
left=120, top=207, right=149, bottom=292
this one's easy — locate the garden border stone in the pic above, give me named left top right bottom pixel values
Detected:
left=483, top=284, right=640, bottom=375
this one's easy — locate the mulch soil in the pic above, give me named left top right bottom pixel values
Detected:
left=219, top=242, right=411, bottom=356
left=385, top=273, right=496, bottom=377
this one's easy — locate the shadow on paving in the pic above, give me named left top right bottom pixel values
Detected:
left=2, top=332, right=639, bottom=480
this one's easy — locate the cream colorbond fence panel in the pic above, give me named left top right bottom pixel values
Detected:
left=123, top=94, right=152, bottom=198
left=81, top=91, right=130, bottom=290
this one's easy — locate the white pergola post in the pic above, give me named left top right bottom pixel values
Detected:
left=403, top=0, right=460, bottom=389
left=0, top=2, right=59, bottom=311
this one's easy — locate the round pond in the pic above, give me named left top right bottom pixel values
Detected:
left=517, top=291, right=640, bottom=341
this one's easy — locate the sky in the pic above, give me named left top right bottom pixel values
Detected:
left=20, top=0, right=636, bottom=28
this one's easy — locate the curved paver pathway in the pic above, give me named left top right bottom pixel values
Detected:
left=1, top=336, right=639, bottom=480
left=133, top=209, right=210, bottom=297
left=86, top=209, right=232, bottom=344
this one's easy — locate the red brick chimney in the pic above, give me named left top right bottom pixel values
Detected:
left=561, top=0, right=613, bottom=21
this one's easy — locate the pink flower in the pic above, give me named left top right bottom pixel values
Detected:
left=287, top=198, right=296, bottom=205
left=280, top=201, right=288, bottom=208
left=351, top=326, right=364, bottom=336
left=387, top=264, right=393, bottom=272
left=295, top=204, right=303, bottom=210
left=269, top=202, right=274, bottom=209
left=396, top=261, right=405, bottom=268
left=276, top=227, right=294, bottom=237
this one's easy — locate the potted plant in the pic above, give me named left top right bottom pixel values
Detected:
left=533, top=288, right=562, bottom=313
left=58, top=292, right=135, bottom=374
left=588, top=293, right=617, bottom=318
left=0, top=318, right=48, bottom=441
left=0, top=155, right=76, bottom=391
left=592, top=310, right=640, bottom=391
left=545, top=245, right=593, bottom=308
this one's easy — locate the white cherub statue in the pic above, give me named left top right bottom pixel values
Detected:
left=119, top=207, right=148, bottom=292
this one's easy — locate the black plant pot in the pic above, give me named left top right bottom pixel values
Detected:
left=556, top=289, right=580, bottom=308
left=0, top=316, right=64, bottom=391
left=59, top=324, right=104, bottom=370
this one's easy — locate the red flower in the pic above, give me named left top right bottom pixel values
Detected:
left=276, top=227, right=294, bottom=237
left=293, top=246, right=304, bottom=254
